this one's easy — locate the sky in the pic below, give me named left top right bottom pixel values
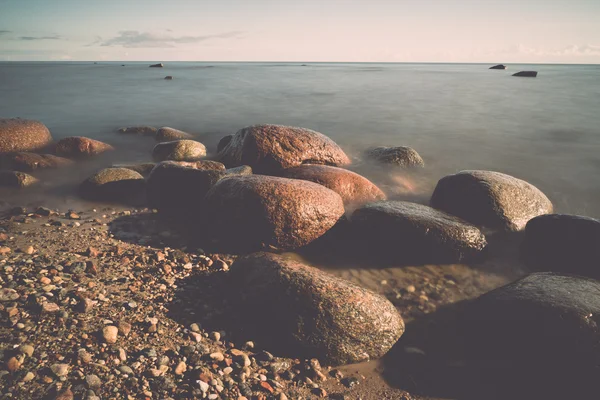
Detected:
left=1, top=0, right=599, bottom=63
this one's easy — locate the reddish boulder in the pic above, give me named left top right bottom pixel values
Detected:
left=0, top=152, right=73, bottom=172
left=0, top=118, right=53, bottom=154
left=80, top=168, right=145, bottom=204
left=54, top=136, right=114, bottom=159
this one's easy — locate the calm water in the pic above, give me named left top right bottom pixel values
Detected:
left=1, top=62, right=599, bottom=217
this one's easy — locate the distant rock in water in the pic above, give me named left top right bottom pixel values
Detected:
left=430, top=170, right=552, bottom=232
left=365, top=146, right=424, bottom=167
left=155, top=127, right=193, bottom=142
left=117, top=126, right=157, bottom=136
left=0, top=118, right=53, bottom=154
left=54, top=137, right=115, bottom=159
left=513, top=71, right=538, bottom=77
left=0, top=152, right=72, bottom=172
left=217, top=124, right=351, bottom=174
left=152, top=140, right=206, bottom=162
left=230, top=253, right=405, bottom=365
left=489, top=64, right=507, bottom=70
left=164, top=76, right=173, bottom=80
left=523, top=214, right=600, bottom=278
left=0, top=171, right=39, bottom=188
left=80, top=167, right=145, bottom=205
left=149, top=63, right=163, bottom=68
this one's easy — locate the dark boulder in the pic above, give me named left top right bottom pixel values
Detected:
left=152, top=140, right=206, bottom=162
left=513, top=71, right=537, bottom=77
left=0, top=152, right=73, bottom=172
left=489, top=64, right=507, bottom=70
left=365, top=146, right=424, bottom=167
left=149, top=63, right=163, bottom=68
left=216, top=135, right=232, bottom=153
left=204, top=175, right=345, bottom=251
left=54, top=137, right=115, bottom=159
left=230, top=253, right=404, bottom=365
left=217, top=124, right=351, bottom=174
left=430, top=170, right=552, bottom=232
left=117, top=126, right=157, bottom=136
left=523, top=214, right=600, bottom=277
left=164, top=76, right=173, bottom=80
left=0, top=118, right=53, bottom=154
left=0, top=171, right=39, bottom=188
left=155, top=127, right=193, bottom=142
left=80, top=168, right=146, bottom=204
left=350, top=201, right=487, bottom=264
left=279, top=164, right=386, bottom=207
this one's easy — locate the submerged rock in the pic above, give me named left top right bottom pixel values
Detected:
left=0, top=152, right=72, bottom=172
left=0, top=171, right=39, bottom=188
left=523, top=214, right=600, bottom=277
left=217, top=124, right=351, bottom=174
left=365, top=146, right=425, bottom=167
left=489, top=64, right=507, bottom=70
left=351, top=201, right=487, bottom=264
left=80, top=168, right=145, bottom=204
left=430, top=170, right=552, bottom=232
left=152, top=140, right=206, bottom=162
left=204, top=175, right=345, bottom=251
left=155, top=127, right=193, bottom=142
left=117, top=126, right=157, bottom=136
left=0, top=118, right=53, bottom=154
left=280, top=164, right=386, bottom=207
left=512, top=71, right=537, bottom=77
left=230, top=253, right=404, bottom=365
left=54, top=137, right=115, bottom=159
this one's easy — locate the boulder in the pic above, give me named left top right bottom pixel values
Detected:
left=79, top=168, right=145, bottom=204
left=523, top=214, right=600, bottom=277
left=0, top=152, right=73, bottom=172
left=217, top=124, right=351, bottom=174
left=149, top=63, right=163, bottom=68
left=463, top=272, right=600, bottom=397
left=513, top=71, right=537, bottom=77
left=54, top=137, right=115, bottom=159
left=155, top=127, right=194, bottom=142
left=350, top=201, right=487, bottom=264
left=224, top=165, right=252, bottom=176
left=489, top=64, right=507, bottom=70
left=365, top=146, right=424, bottom=167
left=230, top=253, right=404, bottom=365
left=164, top=76, right=173, bottom=80
left=0, top=171, right=39, bottom=188
left=217, top=135, right=232, bottom=153
left=112, top=163, right=157, bottom=177
left=0, top=118, right=53, bottom=154
left=152, top=140, right=206, bottom=162
left=117, top=126, right=157, bottom=136
left=279, top=164, right=386, bottom=207
left=430, top=170, right=552, bottom=232
left=204, top=175, right=345, bottom=251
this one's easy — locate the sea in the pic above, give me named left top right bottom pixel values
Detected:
left=1, top=61, right=599, bottom=217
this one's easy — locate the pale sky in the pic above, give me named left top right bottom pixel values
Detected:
left=1, top=0, right=599, bottom=63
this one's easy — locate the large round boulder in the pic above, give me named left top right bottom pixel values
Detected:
left=350, top=201, right=487, bottom=264
left=279, top=164, right=386, bottom=207
left=217, top=124, right=351, bottom=174
left=230, top=253, right=404, bottom=365
left=366, top=146, right=424, bottom=167
left=522, top=214, right=600, bottom=277
left=0, top=118, right=53, bottom=154
left=0, top=152, right=73, bottom=172
left=152, top=140, right=206, bottom=162
left=54, top=137, right=114, bottom=159
left=0, top=171, right=39, bottom=188
left=463, top=272, right=600, bottom=397
left=430, top=170, right=552, bottom=232
left=155, top=127, right=194, bottom=142
left=204, top=175, right=345, bottom=251
left=80, top=168, right=145, bottom=204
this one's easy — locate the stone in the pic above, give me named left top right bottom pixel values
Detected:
left=224, top=165, right=252, bottom=176
left=365, top=146, right=425, bottom=167
left=102, top=325, right=119, bottom=344
left=430, top=170, right=552, bottom=232
left=155, top=127, right=193, bottom=142
left=489, top=64, right=507, bottom=70
left=55, top=388, right=74, bottom=400
left=205, top=175, right=345, bottom=251
left=117, top=126, right=157, bottom=136
left=50, top=363, right=70, bottom=377
left=0, top=152, right=73, bottom=172
left=164, top=75, right=173, bottom=80
left=152, top=140, right=206, bottom=162
left=118, top=320, right=132, bottom=336
left=217, top=124, right=351, bottom=174
left=0, top=118, right=53, bottom=154
left=174, top=361, right=186, bottom=375
left=0, top=171, right=39, bottom=188
left=42, top=302, right=60, bottom=313
left=230, top=253, right=404, bottom=365
left=54, top=136, right=114, bottom=159
left=217, top=135, right=232, bottom=153
left=7, top=356, right=21, bottom=372
left=0, top=288, right=19, bottom=301
left=0, top=247, right=11, bottom=255
left=112, top=163, right=156, bottom=177
left=149, top=63, right=164, bottom=68
left=19, top=344, right=34, bottom=357
left=85, top=374, right=102, bottom=389
left=79, top=168, right=146, bottom=204
left=522, top=214, right=600, bottom=277
left=279, top=165, right=386, bottom=207
left=513, top=71, right=537, bottom=77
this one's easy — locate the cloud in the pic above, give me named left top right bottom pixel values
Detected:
left=19, top=35, right=62, bottom=41
left=98, top=30, right=245, bottom=48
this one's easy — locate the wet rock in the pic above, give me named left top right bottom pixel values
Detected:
left=217, top=124, right=351, bottom=174
left=149, top=63, right=164, bottom=68
left=350, top=201, right=487, bottom=264
left=0, top=152, right=73, bottom=172
left=152, top=140, right=206, bottom=162
left=155, top=127, right=193, bottom=141
left=430, top=170, right=552, bottom=232
left=112, top=163, right=156, bottom=177
left=0, top=118, right=53, bottom=154
left=117, top=126, right=157, bottom=136
left=80, top=168, right=146, bottom=204
left=0, top=171, right=39, bottom=188
left=523, top=214, right=600, bottom=277
left=217, top=135, right=232, bottom=153
left=513, top=71, right=537, bottom=77
left=54, top=136, right=114, bottom=159
left=365, top=146, right=425, bottom=167
left=205, top=175, right=345, bottom=251
left=230, top=253, right=404, bottom=365
left=279, top=165, right=386, bottom=207
left=164, top=75, right=173, bottom=80
left=489, top=64, right=507, bottom=70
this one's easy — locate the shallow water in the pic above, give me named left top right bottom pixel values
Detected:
left=1, top=61, right=599, bottom=217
